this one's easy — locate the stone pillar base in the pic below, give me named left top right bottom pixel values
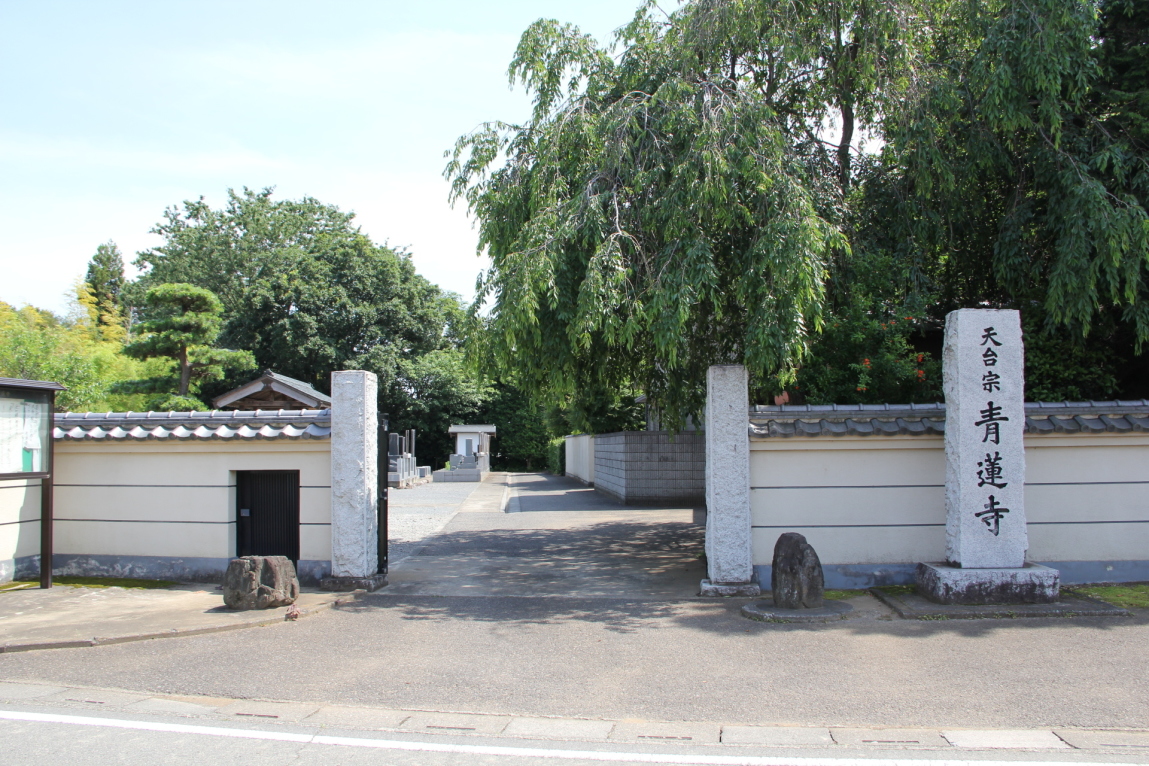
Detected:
left=700, top=579, right=761, bottom=597
left=319, top=574, right=388, bottom=592
left=915, top=562, right=1058, bottom=605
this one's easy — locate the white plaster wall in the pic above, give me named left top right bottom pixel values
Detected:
left=0, top=478, right=41, bottom=577
left=52, top=440, right=331, bottom=561
left=750, top=432, right=1149, bottom=567
left=565, top=435, right=595, bottom=485
left=1024, top=435, right=1149, bottom=562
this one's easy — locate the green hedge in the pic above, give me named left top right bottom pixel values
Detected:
left=546, top=437, right=566, bottom=475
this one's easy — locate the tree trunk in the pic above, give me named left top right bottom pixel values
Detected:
left=178, top=349, right=191, bottom=396
left=838, top=97, right=854, bottom=193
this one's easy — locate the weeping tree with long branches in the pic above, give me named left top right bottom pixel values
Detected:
left=447, top=0, right=921, bottom=428
left=449, top=0, right=1149, bottom=424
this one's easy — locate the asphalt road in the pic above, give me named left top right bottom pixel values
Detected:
left=1, top=474, right=1146, bottom=739
left=1, top=589, right=1146, bottom=730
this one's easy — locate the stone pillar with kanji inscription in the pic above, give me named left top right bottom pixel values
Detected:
left=944, top=309, right=1028, bottom=568
left=916, top=309, right=1059, bottom=604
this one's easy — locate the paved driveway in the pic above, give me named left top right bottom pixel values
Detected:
left=385, top=473, right=707, bottom=598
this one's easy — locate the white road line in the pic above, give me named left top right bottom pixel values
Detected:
left=0, top=710, right=1130, bottom=766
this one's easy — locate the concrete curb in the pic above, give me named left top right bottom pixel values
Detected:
left=869, top=587, right=1130, bottom=620
left=4, top=679, right=1149, bottom=753
left=499, top=478, right=511, bottom=512
left=0, top=591, right=364, bottom=654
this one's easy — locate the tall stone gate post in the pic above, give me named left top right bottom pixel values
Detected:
left=321, top=370, right=388, bottom=591
left=916, top=309, right=1058, bottom=604
left=701, top=365, right=760, bottom=596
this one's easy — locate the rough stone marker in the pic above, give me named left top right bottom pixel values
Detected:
left=223, top=556, right=299, bottom=610
left=917, top=308, right=1058, bottom=604
left=741, top=533, right=852, bottom=621
left=772, top=532, right=824, bottom=609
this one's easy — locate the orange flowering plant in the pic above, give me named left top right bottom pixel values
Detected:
left=788, top=305, right=941, bottom=405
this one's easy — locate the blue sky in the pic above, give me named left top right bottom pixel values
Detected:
left=0, top=1, right=641, bottom=314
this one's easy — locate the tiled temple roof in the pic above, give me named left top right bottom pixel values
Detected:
left=54, top=409, right=331, bottom=441
left=749, top=401, right=1149, bottom=438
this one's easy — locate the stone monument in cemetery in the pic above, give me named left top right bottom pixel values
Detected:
left=916, top=309, right=1059, bottom=604
left=432, top=424, right=496, bottom=482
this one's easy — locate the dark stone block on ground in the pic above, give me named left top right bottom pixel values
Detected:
left=771, top=532, right=824, bottom=609
left=223, top=556, right=299, bottom=610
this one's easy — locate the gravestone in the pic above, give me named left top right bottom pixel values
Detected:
left=223, top=555, right=299, bottom=610
left=916, top=309, right=1059, bottom=604
left=771, top=533, right=824, bottom=609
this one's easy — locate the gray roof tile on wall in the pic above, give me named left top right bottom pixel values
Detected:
left=749, top=401, right=1149, bottom=439
left=54, top=409, right=332, bottom=441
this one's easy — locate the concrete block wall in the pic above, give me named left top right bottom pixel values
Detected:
left=593, top=431, right=704, bottom=504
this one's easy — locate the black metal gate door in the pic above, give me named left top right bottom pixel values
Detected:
left=237, top=470, right=300, bottom=562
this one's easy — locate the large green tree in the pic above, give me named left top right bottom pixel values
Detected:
left=387, top=349, right=490, bottom=469
left=133, top=188, right=463, bottom=401
left=446, top=1, right=930, bottom=426
left=131, top=188, right=485, bottom=452
left=858, top=0, right=1149, bottom=401
left=450, top=0, right=1149, bottom=416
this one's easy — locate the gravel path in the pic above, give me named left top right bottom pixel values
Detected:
left=385, top=480, right=486, bottom=564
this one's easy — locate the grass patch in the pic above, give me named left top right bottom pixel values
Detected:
left=0, top=581, right=38, bottom=592
left=1, top=576, right=178, bottom=591
left=872, top=584, right=916, bottom=596
left=823, top=589, right=866, bottom=600
left=1068, top=583, right=1149, bottom=609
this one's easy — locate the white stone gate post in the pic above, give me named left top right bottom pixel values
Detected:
left=700, top=365, right=760, bottom=596
left=321, top=370, right=388, bottom=591
left=916, top=309, right=1058, bottom=604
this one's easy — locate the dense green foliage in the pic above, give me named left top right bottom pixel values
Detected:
left=386, top=349, right=489, bottom=470
left=477, top=384, right=552, bottom=470
left=0, top=297, right=156, bottom=412
left=449, top=0, right=1149, bottom=418
left=129, top=188, right=552, bottom=467
left=12, top=0, right=1146, bottom=450
left=791, top=308, right=943, bottom=405
left=133, top=188, right=463, bottom=399
left=546, top=436, right=566, bottom=476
